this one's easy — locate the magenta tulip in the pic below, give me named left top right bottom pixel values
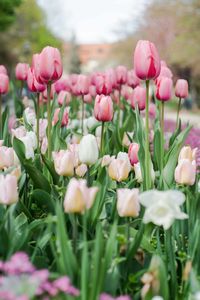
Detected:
left=175, top=79, right=188, bottom=98
left=133, top=40, right=161, bottom=80
left=94, top=95, right=113, bottom=122
left=0, top=74, right=9, bottom=94
left=15, top=63, right=29, bottom=81
left=130, top=86, right=146, bottom=110
left=156, top=76, right=173, bottom=101
left=128, top=143, right=139, bottom=166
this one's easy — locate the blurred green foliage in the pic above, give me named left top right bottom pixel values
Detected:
left=0, top=0, right=61, bottom=70
left=0, top=0, right=22, bottom=31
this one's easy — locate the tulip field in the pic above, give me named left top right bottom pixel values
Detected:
left=0, top=40, right=199, bottom=300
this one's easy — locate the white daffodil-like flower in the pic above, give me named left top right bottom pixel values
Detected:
left=139, top=190, right=188, bottom=230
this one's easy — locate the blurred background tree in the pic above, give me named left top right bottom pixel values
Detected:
left=0, top=0, right=61, bottom=72
left=0, top=0, right=22, bottom=31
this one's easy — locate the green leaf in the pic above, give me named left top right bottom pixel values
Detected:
left=31, top=189, right=54, bottom=214
left=42, top=155, right=59, bottom=185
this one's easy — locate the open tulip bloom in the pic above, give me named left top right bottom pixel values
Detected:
left=0, top=39, right=199, bottom=300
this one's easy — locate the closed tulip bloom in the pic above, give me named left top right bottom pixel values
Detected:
left=76, top=74, right=90, bottom=95
left=75, top=163, right=88, bottom=177
left=106, top=68, right=117, bottom=89
left=178, top=146, right=197, bottom=162
left=53, top=150, right=75, bottom=176
left=27, top=67, right=45, bottom=93
left=128, top=143, right=139, bottom=166
left=156, top=76, right=173, bottom=101
left=54, top=76, right=71, bottom=93
left=57, top=90, right=71, bottom=106
left=134, top=40, right=161, bottom=80
left=83, top=94, right=93, bottom=104
left=94, top=73, right=113, bottom=95
left=130, top=86, right=146, bottom=110
left=53, top=107, right=69, bottom=127
left=117, top=188, right=140, bottom=217
left=127, top=70, right=140, bottom=88
left=175, top=79, right=189, bottom=98
left=0, top=146, right=15, bottom=169
left=64, top=178, right=98, bottom=213
left=94, top=95, right=113, bottom=122
left=36, top=46, right=63, bottom=83
left=0, top=174, right=18, bottom=205
left=78, top=134, right=99, bottom=165
left=116, top=65, right=128, bottom=84
left=0, top=65, right=7, bottom=75
left=175, top=159, right=196, bottom=186
left=0, top=74, right=9, bottom=94
left=108, top=158, right=130, bottom=182
left=15, top=63, right=29, bottom=81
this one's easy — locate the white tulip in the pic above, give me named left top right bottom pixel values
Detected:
left=134, top=162, right=155, bottom=183
left=19, top=131, right=37, bottom=159
left=78, top=134, right=99, bottom=165
left=24, top=107, right=36, bottom=126
left=139, top=190, right=188, bottom=230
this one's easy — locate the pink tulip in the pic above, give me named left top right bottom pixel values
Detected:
left=83, top=94, right=93, bottom=104
left=0, top=65, right=7, bottom=75
left=35, top=46, right=63, bottom=84
left=89, top=84, right=97, bottom=97
left=156, top=76, right=173, bottom=101
left=54, top=76, right=71, bottom=93
left=149, top=103, right=156, bottom=119
left=127, top=70, right=140, bottom=88
left=0, top=74, right=9, bottom=94
left=75, top=163, right=88, bottom=177
left=76, top=74, right=90, bottom=96
left=121, top=85, right=133, bottom=101
left=106, top=68, right=117, bottom=89
left=94, top=73, right=112, bottom=95
left=130, top=86, right=146, bottom=110
left=53, top=150, right=75, bottom=176
left=108, top=158, right=131, bottom=182
left=94, top=95, right=113, bottom=122
left=133, top=40, right=161, bottom=80
left=15, top=63, right=29, bottom=81
left=27, top=67, right=45, bottom=93
left=117, top=188, right=140, bottom=217
left=175, top=79, right=189, bottom=98
left=175, top=159, right=196, bottom=185
left=53, top=107, right=69, bottom=127
left=128, top=143, right=139, bottom=166
left=0, top=174, right=18, bottom=205
left=57, top=90, right=71, bottom=106
left=116, top=65, right=128, bottom=85
left=70, top=74, right=79, bottom=86
left=0, top=146, right=15, bottom=169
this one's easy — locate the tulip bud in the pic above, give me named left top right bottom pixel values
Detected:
left=75, top=164, right=88, bottom=177
left=94, top=95, right=113, bottom=122
left=134, top=40, right=161, bottom=80
left=117, top=188, right=140, bottom=217
left=128, top=143, right=139, bottom=166
left=127, top=70, right=140, bottom=88
left=78, top=134, right=99, bottom=165
left=116, top=65, right=128, bottom=84
left=178, top=146, right=197, bottom=162
left=54, top=76, right=71, bottom=93
left=175, top=79, right=189, bottom=98
left=175, top=159, right=196, bottom=186
left=0, top=73, right=9, bottom=94
left=64, top=178, right=98, bottom=213
left=0, top=65, right=7, bottom=75
left=156, top=76, right=173, bottom=101
left=15, top=63, right=29, bottom=81
left=76, top=74, right=90, bottom=95
left=130, top=86, right=146, bottom=110
left=108, top=158, right=130, bottom=182
left=0, top=174, right=18, bottom=205
left=94, top=73, right=113, bottom=95
left=53, top=150, right=75, bottom=176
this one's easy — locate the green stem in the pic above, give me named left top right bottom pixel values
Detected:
left=127, top=222, right=145, bottom=260
left=36, top=92, right=40, bottom=152
left=20, top=81, right=23, bottom=98
left=126, top=217, right=130, bottom=253
left=100, top=121, right=105, bottom=156
left=145, top=80, right=151, bottom=190
left=47, top=82, right=52, bottom=160
left=81, top=96, right=84, bottom=135
left=176, top=97, right=181, bottom=128
left=86, top=166, right=90, bottom=187
left=72, top=214, right=78, bottom=255
left=160, top=101, right=165, bottom=174
left=0, top=94, right=2, bottom=139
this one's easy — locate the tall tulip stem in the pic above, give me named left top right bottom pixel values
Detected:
left=160, top=101, right=165, bottom=174
left=0, top=94, right=2, bottom=139
left=145, top=80, right=151, bottom=190
left=81, top=97, right=84, bottom=136
left=100, top=121, right=105, bottom=156
left=176, top=97, right=181, bottom=128
left=36, top=92, right=40, bottom=152
left=47, top=82, right=52, bottom=159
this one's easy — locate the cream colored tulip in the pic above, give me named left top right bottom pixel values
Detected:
left=178, top=146, right=197, bottom=162
left=53, top=150, right=75, bottom=176
left=0, top=174, right=18, bottom=205
left=175, top=159, right=196, bottom=186
left=75, top=164, right=88, bottom=177
left=117, top=188, right=140, bottom=217
left=108, top=158, right=130, bottom=182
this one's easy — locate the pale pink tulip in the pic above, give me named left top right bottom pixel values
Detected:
left=156, top=76, right=173, bottom=101
left=175, top=79, right=189, bottom=98
left=76, top=74, right=90, bottom=96
left=130, top=86, right=146, bottom=110
left=108, top=158, right=130, bottom=182
left=127, top=70, right=140, bottom=88
left=83, top=94, right=93, bottom=103
left=116, top=66, right=128, bottom=85
left=54, top=76, right=71, bottom=93
left=0, top=74, right=9, bottom=94
left=175, top=159, right=196, bottom=185
left=75, top=164, right=88, bottom=177
left=53, top=150, right=75, bottom=176
left=15, top=63, right=29, bottom=81
left=0, top=174, right=18, bottom=205
left=128, top=143, right=139, bottom=166
left=94, top=95, right=113, bottom=122
left=0, top=146, right=15, bottom=169
left=134, top=40, right=161, bottom=80
left=117, top=188, right=140, bottom=217
left=178, top=146, right=197, bottom=162
left=101, top=154, right=115, bottom=167
left=57, top=90, right=71, bottom=106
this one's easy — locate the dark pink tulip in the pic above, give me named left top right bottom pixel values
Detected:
left=0, top=65, right=7, bottom=75
left=94, top=95, right=113, bottom=122
left=94, top=73, right=112, bottom=95
left=36, top=46, right=63, bottom=84
left=116, top=65, right=128, bottom=85
left=156, top=76, right=173, bottom=101
left=54, top=76, right=71, bottom=93
left=175, top=79, right=188, bottom=98
left=0, top=74, right=9, bottom=94
left=57, top=90, right=71, bottom=106
left=27, top=68, right=46, bottom=93
left=53, top=107, right=69, bottom=127
left=127, top=70, right=140, bottom=88
left=130, top=86, right=146, bottom=110
left=76, top=74, right=90, bottom=95
left=134, top=40, right=161, bottom=80
left=83, top=94, right=93, bottom=104
left=128, top=142, right=139, bottom=166
left=15, top=63, right=29, bottom=81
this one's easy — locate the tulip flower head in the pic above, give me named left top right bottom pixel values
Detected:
left=94, top=95, right=113, bottom=122
left=156, top=76, right=173, bottom=102
left=128, top=142, right=139, bottom=166
left=78, top=134, right=99, bottom=165
left=139, top=190, right=188, bottom=230
left=130, top=86, right=146, bottom=110
left=175, top=159, right=196, bottom=186
left=0, top=74, right=9, bottom=94
left=108, top=158, right=131, bottom=182
left=175, top=79, right=188, bottom=99
left=0, top=174, right=18, bottom=205
left=117, top=188, right=140, bottom=217
left=15, top=63, right=29, bottom=81
left=53, top=150, right=75, bottom=176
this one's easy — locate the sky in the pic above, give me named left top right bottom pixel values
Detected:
left=37, top=0, right=149, bottom=44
